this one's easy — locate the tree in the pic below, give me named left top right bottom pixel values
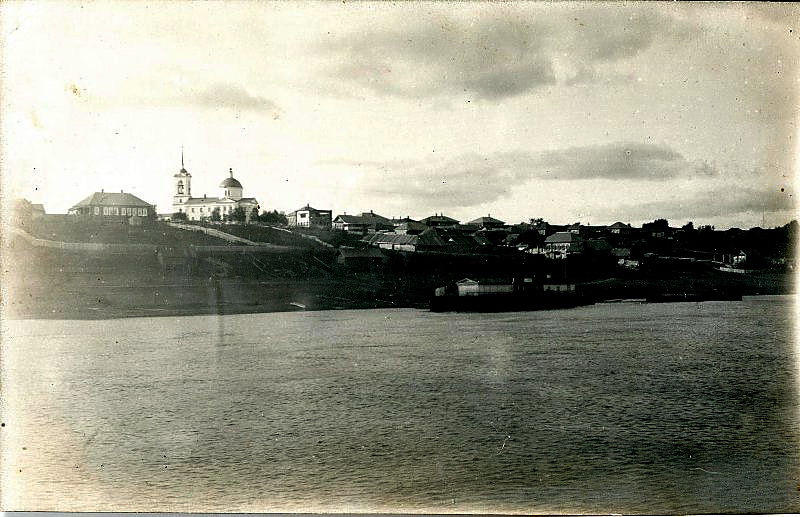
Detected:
left=529, top=217, right=546, bottom=225
left=250, top=207, right=260, bottom=223
left=230, top=206, right=246, bottom=223
left=210, top=207, right=221, bottom=222
left=682, top=221, right=694, bottom=231
left=643, top=218, right=669, bottom=231
left=172, top=211, right=188, bottom=222
left=260, top=210, right=288, bottom=225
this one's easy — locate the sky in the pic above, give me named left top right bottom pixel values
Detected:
left=1, top=1, right=797, bottom=229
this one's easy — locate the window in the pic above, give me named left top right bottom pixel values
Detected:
left=192, top=208, right=196, bottom=213
left=300, top=213, right=307, bottom=219
left=103, top=207, right=110, bottom=215
left=200, top=207, right=204, bottom=213
left=177, top=181, right=184, bottom=194
left=94, top=207, right=100, bottom=215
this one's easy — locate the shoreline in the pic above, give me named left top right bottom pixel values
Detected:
left=5, top=236, right=794, bottom=321
left=5, top=289, right=794, bottom=321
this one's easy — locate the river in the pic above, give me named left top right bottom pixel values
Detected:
left=2, top=296, right=798, bottom=513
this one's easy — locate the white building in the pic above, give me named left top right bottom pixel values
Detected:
left=172, top=156, right=259, bottom=222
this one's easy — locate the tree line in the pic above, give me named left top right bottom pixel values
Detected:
left=173, top=207, right=288, bottom=225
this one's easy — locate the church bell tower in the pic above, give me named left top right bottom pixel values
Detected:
left=173, top=148, right=192, bottom=211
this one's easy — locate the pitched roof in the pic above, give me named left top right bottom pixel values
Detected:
left=451, top=224, right=479, bottom=233
left=421, top=214, right=459, bottom=224
left=184, top=197, right=223, bottom=205
left=396, top=221, right=427, bottom=232
left=334, top=214, right=368, bottom=224
left=363, top=233, right=419, bottom=246
left=468, top=216, right=506, bottom=226
left=417, top=228, right=449, bottom=246
left=358, top=211, right=391, bottom=222
left=338, top=247, right=385, bottom=258
left=456, top=277, right=512, bottom=285
left=545, top=232, right=583, bottom=244
left=609, top=222, right=631, bottom=229
left=70, top=191, right=153, bottom=209
left=295, top=205, right=330, bottom=213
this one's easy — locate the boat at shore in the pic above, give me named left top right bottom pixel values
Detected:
left=429, top=277, right=593, bottom=313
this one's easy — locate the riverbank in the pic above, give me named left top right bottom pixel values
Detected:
left=5, top=269, right=793, bottom=320
left=3, top=235, right=794, bottom=320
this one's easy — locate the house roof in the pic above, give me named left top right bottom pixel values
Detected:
left=468, top=216, right=506, bottom=226
left=396, top=221, right=427, bottom=232
left=421, top=214, right=459, bottom=225
left=183, top=197, right=258, bottom=206
left=545, top=232, right=583, bottom=244
left=417, top=228, right=449, bottom=246
left=363, top=233, right=418, bottom=246
left=608, top=222, right=631, bottom=229
left=451, top=224, right=479, bottom=233
left=358, top=211, right=391, bottom=222
left=338, top=247, right=385, bottom=258
left=473, top=234, right=493, bottom=246
left=295, top=205, right=330, bottom=213
left=456, top=277, right=512, bottom=285
left=334, top=214, right=368, bottom=224
left=70, top=191, right=153, bottom=209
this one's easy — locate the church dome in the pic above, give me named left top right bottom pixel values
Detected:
left=219, top=168, right=242, bottom=188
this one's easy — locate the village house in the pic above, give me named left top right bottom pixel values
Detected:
left=544, top=231, right=584, bottom=259
left=394, top=220, right=427, bottom=235
left=68, top=190, right=156, bottom=219
left=468, top=215, right=506, bottom=229
left=333, top=211, right=394, bottom=233
left=172, top=155, right=259, bottom=222
left=335, top=247, right=386, bottom=271
left=607, top=222, right=632, bottom=235
left=455, top=278, right=514, bottom=296
left=420, top=213, right=460, bottom=228
left=287, top=204, right=332, bottom=229
left=362, top=227, right=448, bottom=252
left=542, top=280, right=577, bottom=292
left=333, top=214, right=370, bottom=233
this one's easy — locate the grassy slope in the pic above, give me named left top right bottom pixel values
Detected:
left=23, top=218, right=231, bottom=246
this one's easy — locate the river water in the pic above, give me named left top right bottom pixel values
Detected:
left=2, top=296, right=798, bottom=513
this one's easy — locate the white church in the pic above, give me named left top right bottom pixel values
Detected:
left=172, top=155, right=259, bottom=222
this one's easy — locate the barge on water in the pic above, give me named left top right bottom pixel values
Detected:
left=430, top=277, right=593, bottom=313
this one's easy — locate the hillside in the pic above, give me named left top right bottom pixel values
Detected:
left=23, top=217, right=231, bottom=246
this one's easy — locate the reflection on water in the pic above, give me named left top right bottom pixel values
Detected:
left=2, top=296, right=798, bottom=513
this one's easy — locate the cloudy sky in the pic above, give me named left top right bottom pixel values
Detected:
left=1, top=1, right=797, bottom=228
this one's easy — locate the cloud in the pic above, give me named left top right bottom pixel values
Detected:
left=536, top=142, right=716, bottom=181
left=90, top=71, right=281, bottom=113
left=600, top=185, right=795, bottom=222
left=326, top=142, right=713, bottom=210
left=317, top=7, right=699, bottom=99
left=190, top=82, right=279, bottom=111
left=324, top=17, right=556, bottom=100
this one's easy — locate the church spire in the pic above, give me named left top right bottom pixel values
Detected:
left=180, top=146, right=188, bottom=173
